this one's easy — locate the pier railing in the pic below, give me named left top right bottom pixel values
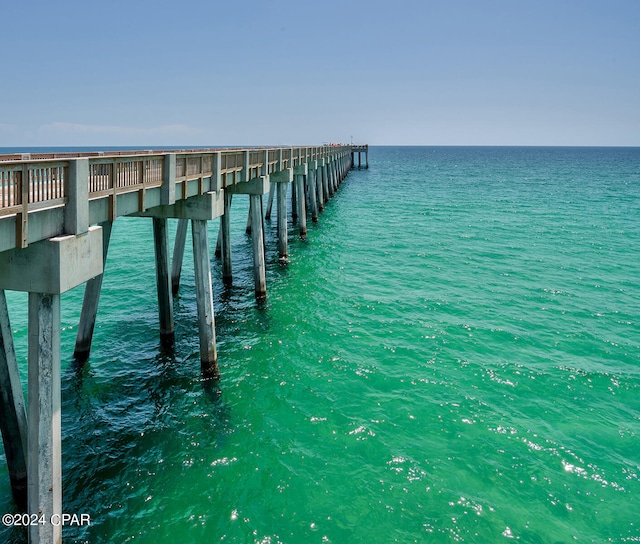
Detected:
left=0, top=145, right=352, bottom=250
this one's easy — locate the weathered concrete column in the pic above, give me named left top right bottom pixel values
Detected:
left=0, top=229, right=103, bottom=544
left=191, top=219, right=219, bottom=380
left=277, top=181, right=288, bottom=261
left=250, top=194, right=266, bottom=298
left=291, top=179, right=297, bottom=222
left=328, top=158, right=336, bottom=195
left=74, top=221, right=113, bottom=362
left=326, top=158, right=334, bottom=195
left=295, top=174, right=307, bottom=238
left=293, top=164, right=308, bottom=238
left=307, top=165, right=319, bottom=223
left=245, top=208, right=252, bottom=235
left=226, top=176, right=269, bottom=299
left=329, top=157, right=338, bottom=194
left=265, top=183, right=276, bottom=221
left=215, top=227, right=222, bottom=258
left=0, top=290, right=28, bottom=509
left=28, top=292, right=62, bottom=544
left=269, top=168, right=293, bottom=262
left=152, top=217, right=174, bottom=348
left=220, top=192, right=233, bottom=285
left=316, top=162, right=325, bottom=211
left=323, top=162, right=331, bottom=199
left=171, top=219, right=189, bottom=296
left=138, top=192, right=225, bottom=358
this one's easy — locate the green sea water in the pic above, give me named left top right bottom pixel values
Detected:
left=1, top=146, right=639, bottom=543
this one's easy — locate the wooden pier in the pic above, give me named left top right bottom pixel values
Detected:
left=0, top=144, right=356, bottom=543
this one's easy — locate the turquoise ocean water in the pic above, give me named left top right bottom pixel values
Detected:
left=1, top=146, right=639, bottom=543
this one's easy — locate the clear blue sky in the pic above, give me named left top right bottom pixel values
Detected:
left=1, top=0, right=638, bottom=147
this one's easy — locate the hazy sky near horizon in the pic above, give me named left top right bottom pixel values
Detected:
left=1, top=0, right=638, bottom=147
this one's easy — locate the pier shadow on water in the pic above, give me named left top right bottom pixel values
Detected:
left=39, top=343, right=232, bottom=542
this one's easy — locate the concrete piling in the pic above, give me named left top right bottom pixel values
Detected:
left=250, top=194, right=266, bottom=298
left=317, top=163, right=325, bottom=211
left=307, top=165, right=319, bottom=223
left=191, top=219, right=219, bottom=380
left=28, top=292, right=62, bottom=544
left=265, top=183, right=275, bottom=221
left=322, top=161, right=330, bottom=201
left=171, top=219, right=189, bottom=296
left=214, top=226, right=222, bottom=258
left=0, top=290, right=28, bottom=509
left=295, top=173, right=307, bottom=238
left=291, top=180, right=298, bottom=222
left=245, top=208, right=252, bottom=235
left=74, top=221, right=113, bottom=362
left=152, top=217, right=175, bottom=348
left=221, top=192, right=233, bottom=284
left=277, top=181, right=288, bottom=261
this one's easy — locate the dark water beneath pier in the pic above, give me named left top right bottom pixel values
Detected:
left=1, top=146, right=639, bottom=542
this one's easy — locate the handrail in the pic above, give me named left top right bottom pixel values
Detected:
left=0, top=145, right=354, bottom=249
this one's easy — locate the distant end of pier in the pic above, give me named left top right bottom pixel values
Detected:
left=351, top=144, right=369, bottom=168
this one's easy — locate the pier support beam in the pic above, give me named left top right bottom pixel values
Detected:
left=152, top=218, right=175, bottom=349
left=293, top=164, right=308, bottom=238
left=322, top=161, right=330, bottom=201
left=322, top=160, right=333, bottom=202
left=245, top=208, right=252, bottom=235
left=226, top=176, right=270, bottom=299
left=276, top=181, right=288, bottom=261
left=220, top=192, right=233, bottom=285
left=0, top=229, right=103, bottom=544
left=171, top=219, right=189, bottom=296
left=74, top=221, right=113, bottom=362
left=317, top=162, right=325, bottom=211
left=214, top=227, right=222, bottom=258
left=140, top=192, right=225, bottom=343
left=265, top=183, right=275, bottom=221
left=28, top=292, right=62, bottom=544
left=191, top=219, right=219, bottom=380
left=295, top=174, right=307, bottom=238
left=250, top=194, right=266, bottom=298
left=291, top=180, right=298, bottom=223
left=307, top=163, right=319, bottom=223
left=330, top=158, right=337, bottom=194
left=270, top=168, right=293, bottom=262
left=138, top=192, right=224, bottom=373
left=0, top=290, right=28, bottom=509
